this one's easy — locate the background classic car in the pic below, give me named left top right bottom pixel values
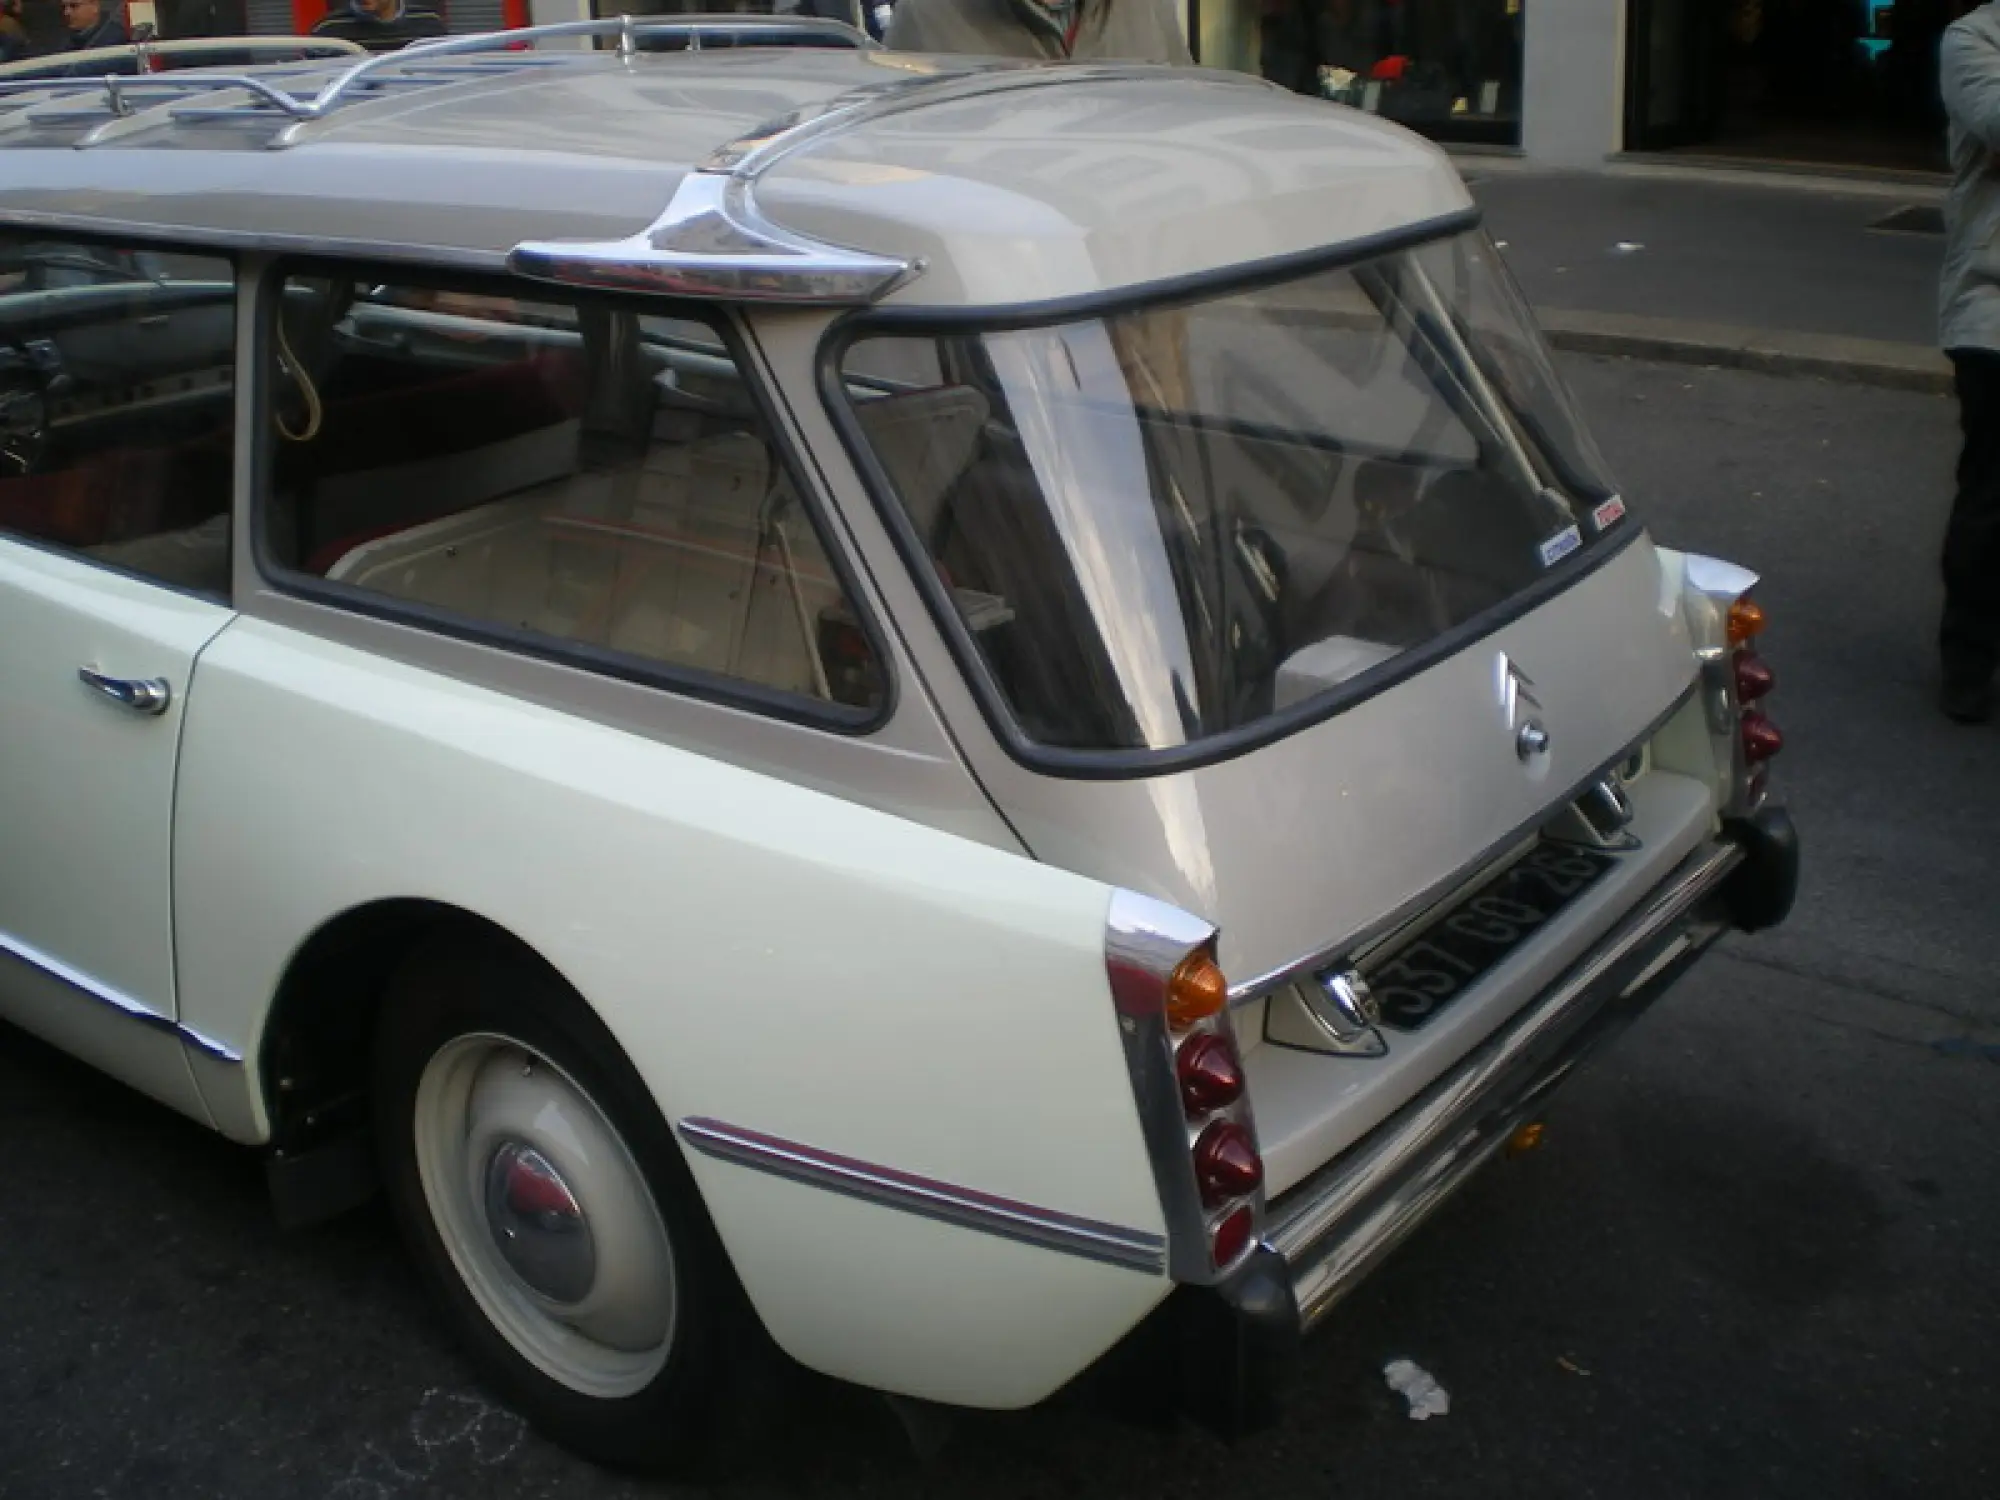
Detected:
left=0, top=21, right=1796, bottom=1473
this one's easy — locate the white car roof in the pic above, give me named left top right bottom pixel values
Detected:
left=0, top=27, right=1473, bottom=310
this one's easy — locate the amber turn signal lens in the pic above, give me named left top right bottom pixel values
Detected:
left=1166, top=949, right=1229, bottom=1031
left=1727, top=596, right=1767, bottom=645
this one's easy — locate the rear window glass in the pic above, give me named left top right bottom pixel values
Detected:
left=837, top=228, right=1626, bottom=754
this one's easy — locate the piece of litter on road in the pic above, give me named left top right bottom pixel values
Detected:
left=1612, top=241, right=1645, bottom=254
left=1557, top=1355, right=1592, bottom=1377
left=1383, top=1359, right=1451, bottom=1421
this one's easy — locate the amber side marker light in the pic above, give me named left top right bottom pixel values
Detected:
left=1727, top=596, right=1767, bottom=645
left=1166, top=949, right=1230, bottom=1031
left=1505, top=1121, right=1547, bottom=1158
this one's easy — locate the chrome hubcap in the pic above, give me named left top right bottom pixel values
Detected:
left=482, top=1140, right=597, bottom=1305
left=413, top=1035, right=676, bottom=1399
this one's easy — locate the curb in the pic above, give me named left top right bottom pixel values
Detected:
left=1536, top=309, right=1953, bottom=395
left=1454, top=150, right=1949, bottom=202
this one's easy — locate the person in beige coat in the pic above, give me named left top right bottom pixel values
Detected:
left=883, top=0, right=1197, bottom=403
left=885, top=0, right=1192, bottom=64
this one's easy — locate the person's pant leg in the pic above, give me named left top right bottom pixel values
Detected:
left=1941, top=348, right=2000, bottom=681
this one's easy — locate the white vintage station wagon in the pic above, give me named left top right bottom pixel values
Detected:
left=0, top=19, right=1798, bottom=1472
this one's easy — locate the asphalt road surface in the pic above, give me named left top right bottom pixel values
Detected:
left=1472, top=173, right=1945, bottom=349
left=4, top=358, right=1996, bottom=1500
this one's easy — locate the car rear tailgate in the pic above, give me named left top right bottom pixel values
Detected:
left=1238, top=757, right=1716, bottom=1195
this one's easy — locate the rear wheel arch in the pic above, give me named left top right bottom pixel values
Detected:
left=259, top=898, right=510, bottom=1156
left=257, top=906, right=717, bottom=1240
left=368, top=927, right=767, bottom=1472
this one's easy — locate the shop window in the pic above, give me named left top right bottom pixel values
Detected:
left=1206, top=0, right=1525, bottom=146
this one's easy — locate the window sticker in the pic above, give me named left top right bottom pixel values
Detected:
left=1538, top=525, right=1583, bottom=568
left=1591, top=496, right=1628, bottom=532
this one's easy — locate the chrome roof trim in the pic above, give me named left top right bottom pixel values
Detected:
left=506, top=61, right=1265, bottom=308
left=506, top=167, right=923, bottom=306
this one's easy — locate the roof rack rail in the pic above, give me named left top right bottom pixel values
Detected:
left=0, top=34, right=361, bottom=84
left=0, top=16, right=874, bottom=142
left=273, top=14, right=874, bottom=143
left=0, top=69, right=323, bottom=120
left=507, top=61, right=1205, bottom=307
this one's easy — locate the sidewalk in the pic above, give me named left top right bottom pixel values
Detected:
left=1457, top=160, right=1954, bottom=394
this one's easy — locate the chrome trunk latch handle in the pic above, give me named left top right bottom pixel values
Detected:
left=78, top=666, right=172, bottom=716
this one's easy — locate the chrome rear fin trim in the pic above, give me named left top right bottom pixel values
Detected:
left=677, top=1116, right=1167, bottom=1274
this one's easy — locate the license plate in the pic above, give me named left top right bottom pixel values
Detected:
left=1362, top=842, right=1622, bottom=1032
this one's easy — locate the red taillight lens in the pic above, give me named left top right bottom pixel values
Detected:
left=1176, top=1034, right=1245, bottom=1117
left=1211, top=1205, right=1255, bottom=1269
left=1733, top=651, right=1774, bottom=703
left=1741, top=710, right=1784, bottom=763
left=1192, top=1120, right=1263, bottom=1205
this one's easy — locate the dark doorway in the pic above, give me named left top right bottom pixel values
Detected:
left=1627, top=0, right=1972, bottom=173
left=1627, top=0, right=1729, bottom=150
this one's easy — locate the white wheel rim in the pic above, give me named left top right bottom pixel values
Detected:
left=412, top=1033, right=677, bottom=1399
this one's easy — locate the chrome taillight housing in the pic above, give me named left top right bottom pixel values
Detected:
left=1106, top=891, right=1266, bottom=1283
left=1682, top=555, right=1784, bottom=815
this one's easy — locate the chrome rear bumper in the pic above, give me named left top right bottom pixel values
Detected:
left=1265, top=834, right=1746, bottom=1330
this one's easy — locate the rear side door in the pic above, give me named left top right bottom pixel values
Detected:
left=0, top=238, right=238, bottom=1113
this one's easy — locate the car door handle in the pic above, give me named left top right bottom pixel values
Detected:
left=77, top=667, right=172, bottom=716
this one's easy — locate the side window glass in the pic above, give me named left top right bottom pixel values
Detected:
left=262, top=275, right=884, bottom=716
left=0, top=238, right=236, bottom=597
